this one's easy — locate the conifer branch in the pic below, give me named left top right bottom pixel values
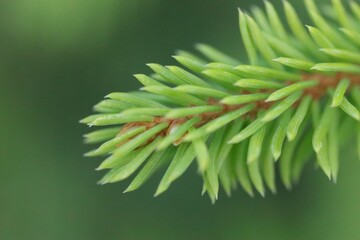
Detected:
left=81, top=0, right=360, bottom=202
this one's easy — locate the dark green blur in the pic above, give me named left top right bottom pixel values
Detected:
left=0, top=0, right=359, bottom=239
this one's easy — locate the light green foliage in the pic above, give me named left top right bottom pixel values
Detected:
left=166, top=106, right=221, bottom=119
left=332, top=79, right=350, bottom=107
left=85, top=126, right=146, bottom=156
left=221, top=93, right=268, bottom=105
left=234, top=78, right=284, bottom=89
left=261, top=92, right=302, bottom=122
left=266, top=81, right=318, bottom=102
left=287, top=96, right=312, bottom=141
left=82, top=0, right=360, bottom=201
left=273, top=58, right=315, bottom=71
left=271, top=111, right=292, bottom=161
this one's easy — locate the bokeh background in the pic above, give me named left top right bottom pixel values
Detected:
left=1, top=0, right=360, bottom=239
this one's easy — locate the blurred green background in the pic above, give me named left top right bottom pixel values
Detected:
left=1, top=0, right=360, bottom=239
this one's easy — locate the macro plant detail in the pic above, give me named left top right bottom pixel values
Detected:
left=81, top=0, right=360, bottom=202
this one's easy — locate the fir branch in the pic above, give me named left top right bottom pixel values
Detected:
left=81, top=0, right=360, bottom=202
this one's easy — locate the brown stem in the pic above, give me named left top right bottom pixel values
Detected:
left=119, top=72, right=360, bottom=141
